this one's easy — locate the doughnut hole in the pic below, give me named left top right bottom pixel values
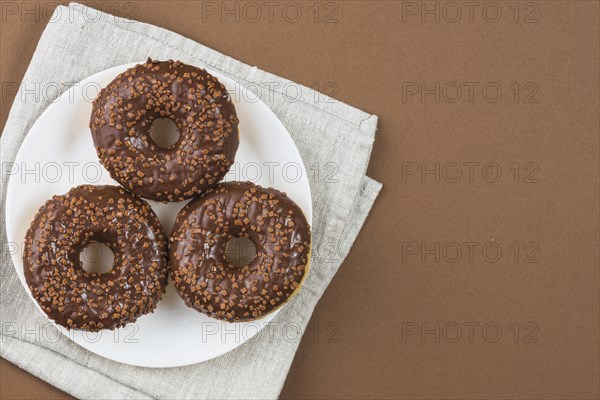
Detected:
left=80, top=242, right=115, bottom=274
left=149, top=118, right=180, bottom=149
left=225, top=236, right=257, bottom=268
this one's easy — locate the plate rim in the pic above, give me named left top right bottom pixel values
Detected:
left=4, top=61, right=313, bottom=368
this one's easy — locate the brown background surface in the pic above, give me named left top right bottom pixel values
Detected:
left=1, top=1, right=599, bottom=399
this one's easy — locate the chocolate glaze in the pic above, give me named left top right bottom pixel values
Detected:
left=23, top=185, right=169, bottom=331
left=169, top=182, right=311, bottom=321
left=90, top=59, right=239, bottom=202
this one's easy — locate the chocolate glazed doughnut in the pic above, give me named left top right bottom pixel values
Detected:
left=23, top=185, right=169, bottom=331
left=90, top=59, right=239, bottom=202
left=169, top=182, right=311, bottom=321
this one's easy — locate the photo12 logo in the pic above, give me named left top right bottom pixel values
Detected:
left=0, top=2, right=139, bottom=24
left=401, top=82, right=540, bottom=104
left=1, top=321, right=140, bottom=344
left=226, top=80, right=339, bottom=105
left=400, top=161, right=540, bottom=184
left=2, top=80, right=102, bottom=105
left=199, top=321, right=340, bottom=344
left=199, top=1, right=340, bottom=24
left=223, top=160, right=340, bottom=185
left=2, top=161, right=104, bottom=185
left=401, top=321, right=540, bottom=344
left=401, top=241, right=540, bottom=264
left=399, top=2, right=540, bottom=24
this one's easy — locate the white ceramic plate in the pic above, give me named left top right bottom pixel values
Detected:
left=5, top=63, right=312, bottom=368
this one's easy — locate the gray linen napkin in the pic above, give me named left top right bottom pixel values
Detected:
left=0, top=3, right=381, bottom=399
